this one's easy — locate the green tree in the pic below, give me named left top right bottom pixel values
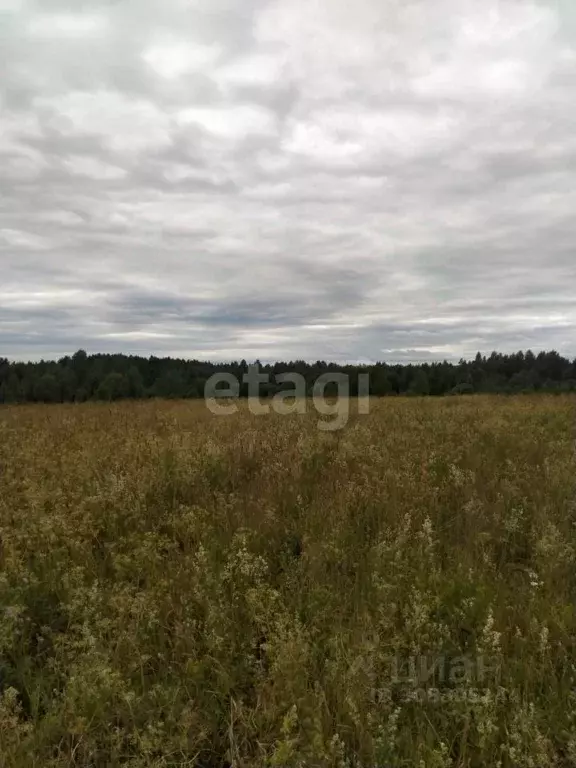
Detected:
left=33, top=373, right=61, bottom=403
left=1, top=373, right=22, bottom=403
left=152, top=370, right=186, bottom=399
left=127, top=366, right=145, bottom=398
left=410, top=369, right=430, bottom=396
left=58, top=368, right=78, bottom=401
left=370, top=366, right=392, bottom=396
left=96, top=372, right=128, bottom=401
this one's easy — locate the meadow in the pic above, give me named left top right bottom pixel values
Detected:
left=0, top=395, right=575, bottom=767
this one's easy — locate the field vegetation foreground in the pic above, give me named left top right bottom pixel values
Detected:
left=0, top=396, right=575, bottom=767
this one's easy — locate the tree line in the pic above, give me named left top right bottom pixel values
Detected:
left=0, top=349, right=575, bottom=403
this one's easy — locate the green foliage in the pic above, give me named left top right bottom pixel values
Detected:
left=151, top=369, right=186, bottom=399
left=96, top=372, right=129, bottom=401
left=410, top=369, right=430, bottom=396
left=127, top=366, right=145, bottom=399
left=451, top=382, right=474, bottom=395
left=33, top=373, right=60, bottom=403
left=1, top=350, right=576, bottom=403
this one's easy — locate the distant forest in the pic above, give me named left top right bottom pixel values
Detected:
left=1, top=349, right=576, bottom=403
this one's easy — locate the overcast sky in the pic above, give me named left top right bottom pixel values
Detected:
left=1, top=0, right=575, bottom=363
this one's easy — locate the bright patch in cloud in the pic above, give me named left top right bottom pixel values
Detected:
left=143, top=41, right=221, bottom=79
left=177, top=105, right=276, bottom=139
left=28, top=13, right=108, bottom=38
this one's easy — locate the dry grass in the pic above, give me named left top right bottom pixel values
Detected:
left=0, top=395, right=575, bottom=767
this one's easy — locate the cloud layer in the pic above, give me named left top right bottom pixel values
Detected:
left=2, top=0, right=576, bottom=362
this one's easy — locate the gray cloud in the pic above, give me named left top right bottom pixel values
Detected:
left=1, top=0, right=576, bottom=363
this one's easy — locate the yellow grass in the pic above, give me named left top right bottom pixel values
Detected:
left=0, top=395, right=575, bottom=766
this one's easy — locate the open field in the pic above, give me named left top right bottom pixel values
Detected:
left=0, top=396, right=575, bottom=767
